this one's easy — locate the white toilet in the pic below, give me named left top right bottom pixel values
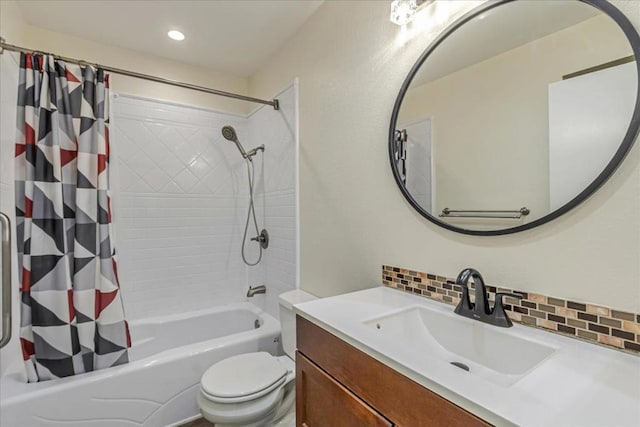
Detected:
left=197, top=290, right=316, bottom=426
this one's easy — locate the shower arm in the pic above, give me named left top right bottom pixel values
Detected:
left=245, top=145, right=265, bottom=159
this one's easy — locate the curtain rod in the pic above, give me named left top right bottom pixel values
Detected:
left=0, top=38, right=279, bottom=110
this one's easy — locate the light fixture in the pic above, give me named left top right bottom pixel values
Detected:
left=167, top=30, right=185, bottom=41
left=390, top=0, right=417, bottom=26
left=390, top=0, right=435, bottom=26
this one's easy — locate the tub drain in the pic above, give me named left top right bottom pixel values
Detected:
left=450, top=361, right=470, bottom=372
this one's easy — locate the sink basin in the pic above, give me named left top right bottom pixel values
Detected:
left=363, top=305, right=557, bottom=386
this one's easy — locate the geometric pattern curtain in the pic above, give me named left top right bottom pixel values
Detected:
left=15, top=53, right=130, bottom=382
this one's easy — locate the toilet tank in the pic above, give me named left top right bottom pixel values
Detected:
left=278, top=290, right=317, bottom=359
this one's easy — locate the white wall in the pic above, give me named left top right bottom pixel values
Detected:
left=0, top=0, right=26, bottom=44
left=249, top=0, right=640, bottom=313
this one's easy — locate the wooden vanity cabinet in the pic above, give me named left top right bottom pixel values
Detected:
left=295, top=316, right=491, bottom=427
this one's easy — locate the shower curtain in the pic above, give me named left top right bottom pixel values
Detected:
left=14, top=53, right=130, bottom=382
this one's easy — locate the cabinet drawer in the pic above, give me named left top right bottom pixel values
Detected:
left=297, top=316, right=490, bottom=427
left=296, top=352, right=392, bottom=427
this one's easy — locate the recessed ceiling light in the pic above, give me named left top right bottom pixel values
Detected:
left=167, top=30, right=185, bottom=41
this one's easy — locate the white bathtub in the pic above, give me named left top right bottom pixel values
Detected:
left=0, top=303, right=280, bottom=427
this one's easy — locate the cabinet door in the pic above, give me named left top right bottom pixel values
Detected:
left=296, top=352, right=392, bottom=427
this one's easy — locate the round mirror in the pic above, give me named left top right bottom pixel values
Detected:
left=389, top=0, right=640, bottom=235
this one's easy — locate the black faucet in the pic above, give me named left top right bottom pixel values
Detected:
left=454, top=268, right=522, bottom=328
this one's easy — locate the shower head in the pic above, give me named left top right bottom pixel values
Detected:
left=221, top=125, right=248, bottom=158
left=221, top=125, right=238, bottom=143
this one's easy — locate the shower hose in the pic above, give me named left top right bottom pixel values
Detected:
left=241, top=158, right=262, bottom=266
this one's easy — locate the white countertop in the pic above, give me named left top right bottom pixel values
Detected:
left=294, top=287, right=640, bottom=427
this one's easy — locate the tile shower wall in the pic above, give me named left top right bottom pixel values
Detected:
left=247, top=84, right=299, bottom=319
left=111, top=85, right=298, bottom=321
left=112, top=95, right=251, bottom=319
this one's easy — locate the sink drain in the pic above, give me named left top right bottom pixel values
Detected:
left=450, top=361, right=470, bottom=372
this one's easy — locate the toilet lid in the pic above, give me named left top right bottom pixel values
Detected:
left=201, top=352, right=288, bottom=400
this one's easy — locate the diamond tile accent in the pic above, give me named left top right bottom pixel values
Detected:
left=188, top=155, right=212, bottom=180
left=173, top=168, right=199, bottom=192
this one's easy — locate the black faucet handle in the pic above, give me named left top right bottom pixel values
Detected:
left=495, top=292, right=524, bottom=303
left=491, top=292, right=523, bottom=328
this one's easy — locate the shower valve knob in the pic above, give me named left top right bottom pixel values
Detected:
left=251, top=229, right=269, bottom=249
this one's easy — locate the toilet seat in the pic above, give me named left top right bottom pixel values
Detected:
left=201, top=375, right=287, bottom=404
left=200, top=352, right=289, bottom=403
left=198, top=354, right=296, bottom=426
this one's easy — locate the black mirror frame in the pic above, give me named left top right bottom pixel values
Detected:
left=389, top=0, right=640, bottom=236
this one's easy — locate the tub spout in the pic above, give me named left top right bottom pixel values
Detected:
left=247, top=285, right=266, bottom=297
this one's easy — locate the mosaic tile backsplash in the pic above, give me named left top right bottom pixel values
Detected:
left=382, top=265, right=640, bottom=355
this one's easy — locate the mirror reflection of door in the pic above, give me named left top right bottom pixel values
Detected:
left=549, top=61, right=636, bottom=211
left=402, top=119, right=433, bottom=213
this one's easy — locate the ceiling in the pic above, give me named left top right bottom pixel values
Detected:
left=16, top=0, right=324, bottom=77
